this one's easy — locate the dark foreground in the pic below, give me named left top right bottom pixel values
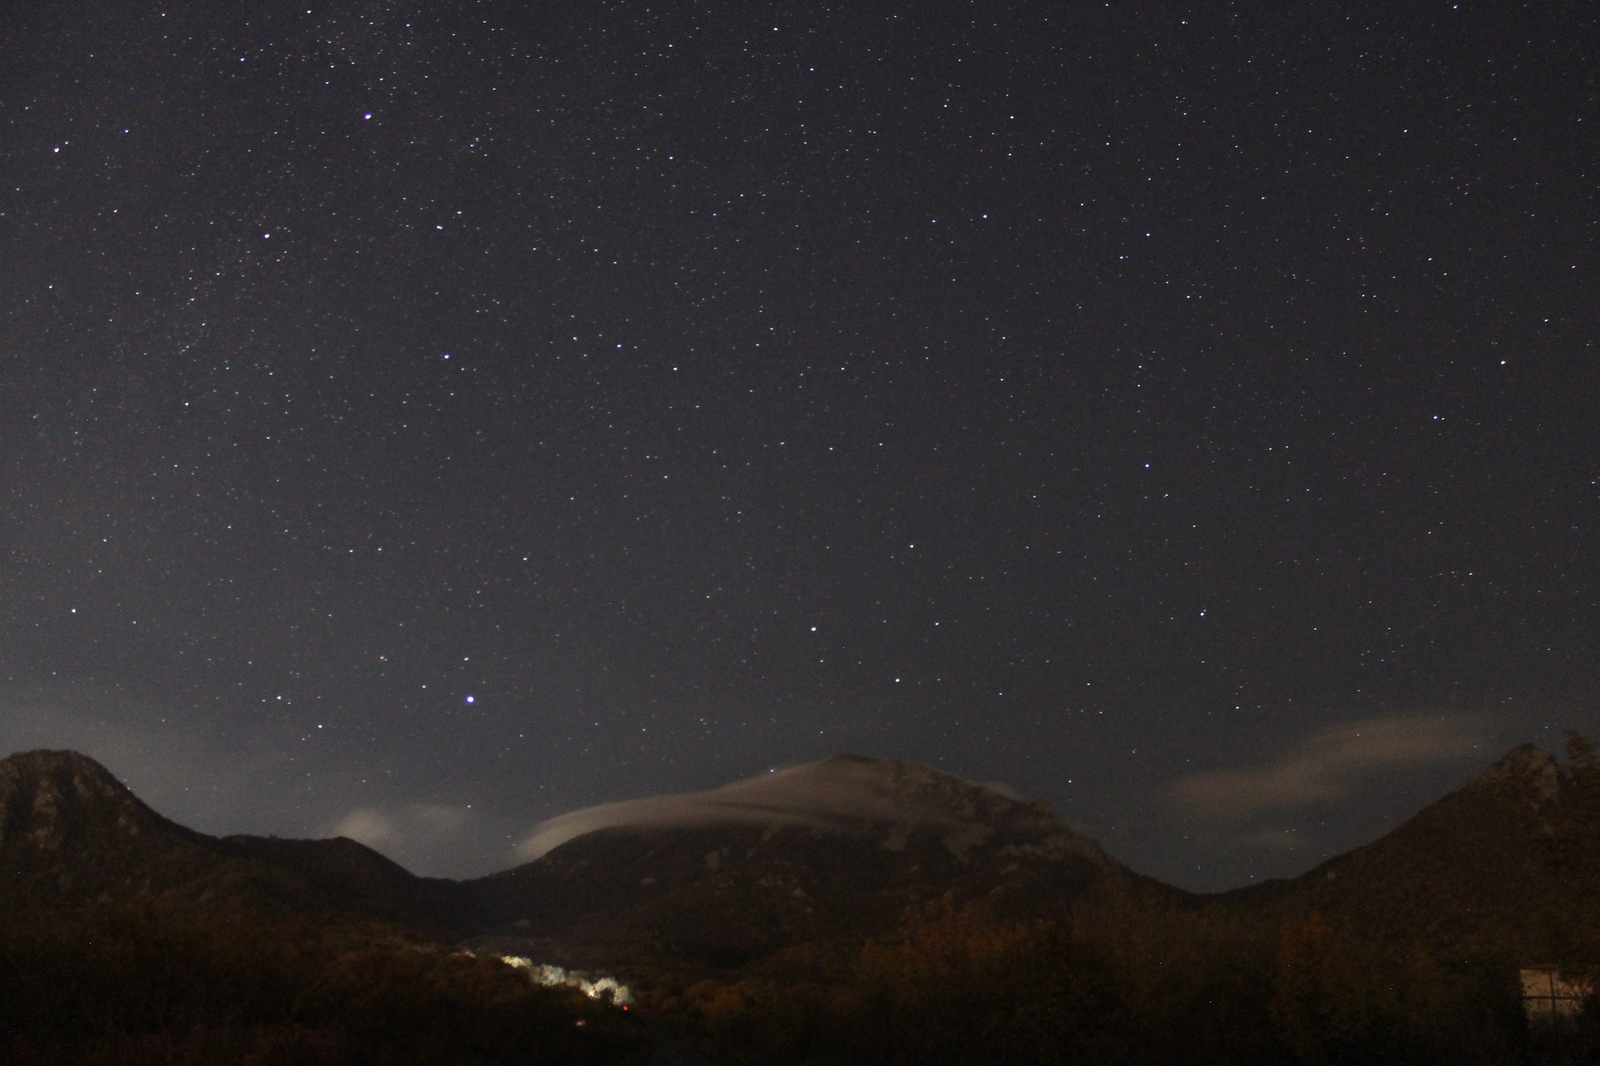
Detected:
left=5, top=890, right=1600, bottom=1066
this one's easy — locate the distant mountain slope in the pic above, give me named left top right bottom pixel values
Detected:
left=213, top=833, right=467, bottom=931
left=1220, top=744, right=1600, bottom=962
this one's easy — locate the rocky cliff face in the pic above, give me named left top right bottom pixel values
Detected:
left=0, top=749, right=183, bottom=852
left=0, top=750, right=216, bottom=898
left=1479, top=742, right=1564, bottom=801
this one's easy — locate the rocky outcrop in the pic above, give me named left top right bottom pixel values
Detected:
left=0, top=749, right=195, bottom=854
left=1478, top=743, right=1562, bottom=802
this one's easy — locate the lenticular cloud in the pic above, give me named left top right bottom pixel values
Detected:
left=515, top=755, right=1025, bottom=860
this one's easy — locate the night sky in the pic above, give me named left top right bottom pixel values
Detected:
left=2, top=1, right=1596, bottom=891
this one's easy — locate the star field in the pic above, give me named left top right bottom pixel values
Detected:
left=1, top=1, right=1596, bottom=889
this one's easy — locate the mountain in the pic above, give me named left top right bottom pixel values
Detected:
left=0, top=749, right=452, bottom=934
left=456, top=755, right=1172, bottom=975
left=1, top=748, right=217, bottom=898
left=1218, top=743, right=1600, bottom=962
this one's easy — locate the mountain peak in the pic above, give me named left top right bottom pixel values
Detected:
left=0, top=749, right=172, bottom=852
left=2, top=747, right=121, bottom=780
left=748, top=753, right=1032, bottom=816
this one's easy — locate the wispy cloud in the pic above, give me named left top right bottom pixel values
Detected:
left=328, top=803, right=472, bottom=851
left=1170, top=713, right=1489, bottom=825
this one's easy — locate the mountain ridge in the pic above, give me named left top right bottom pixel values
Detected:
left=7, top=743, right=1596, bottom=1065
left=5, top=743, right=1596, bottom=968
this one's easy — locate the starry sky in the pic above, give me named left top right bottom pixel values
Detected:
left=1, top=1, right=1596, bottom=891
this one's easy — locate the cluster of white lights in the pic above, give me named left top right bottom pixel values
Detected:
left=498, top=957, right=633, bottom=1006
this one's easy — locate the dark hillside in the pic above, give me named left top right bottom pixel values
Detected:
left=461, top=819, right=1138, bottom=973
left=1219, top=744, right=1600, bottom=965
left=214, top=833, right=469, bottom=935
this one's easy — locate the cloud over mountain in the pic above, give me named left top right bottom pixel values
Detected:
left=515, top=755, right=1032, bottom=860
